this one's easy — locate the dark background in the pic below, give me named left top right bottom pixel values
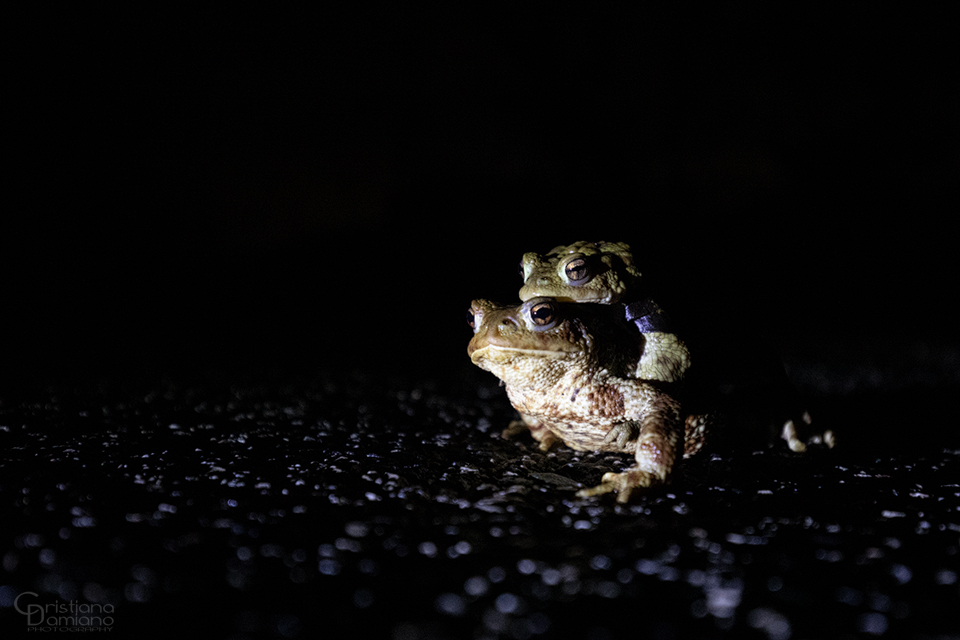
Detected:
left=3, top=9, right=960, bottom=639
left=6, top=6, right=958, bottom=390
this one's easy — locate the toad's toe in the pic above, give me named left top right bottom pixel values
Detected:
left=576, top=469, right=661, bottom=503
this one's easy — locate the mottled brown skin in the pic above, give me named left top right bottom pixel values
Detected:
left=467, top=297, right=703, bottom=502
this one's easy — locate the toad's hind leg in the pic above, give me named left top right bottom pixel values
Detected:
left=683, top=414, right=712, bottom=458
left=577, top=397, right=683, bottom=503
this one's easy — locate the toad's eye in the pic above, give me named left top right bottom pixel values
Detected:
left=564, top=257, right=590, bottom=285
left=528, top=300, right=557, bottom=328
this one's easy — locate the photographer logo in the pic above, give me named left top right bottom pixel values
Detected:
left=14, top=591, right=115, bottom=632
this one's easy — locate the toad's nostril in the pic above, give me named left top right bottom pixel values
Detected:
left=498, top=317, right=520, bottom=334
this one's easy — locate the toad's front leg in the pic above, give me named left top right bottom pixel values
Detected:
left=602, top=421, right=639, bottom=450
left=577, top=399, right=683, bottom=503
left=502, top=413, right=561, bottom=451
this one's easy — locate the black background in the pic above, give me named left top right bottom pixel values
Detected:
left=6, top=6, right=958, bottom=388
left=3, top=9, right=960, bottom=639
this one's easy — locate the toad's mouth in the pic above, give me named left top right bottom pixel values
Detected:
left=519, top=290, right=611, bottom=305
left=469, top=344, right=579, bottom=361
left=557, top=295, right=606, bottom=304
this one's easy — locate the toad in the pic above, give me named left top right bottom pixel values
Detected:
left=518, top=240, right=832, bottom=453
left=519, top=240, right=690, bottom=385
left=467, top=297, right=707, bottom=503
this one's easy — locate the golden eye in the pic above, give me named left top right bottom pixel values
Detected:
left=529, top=301, right=556, bottom=327
left=564, top=257, right=589, bottom=284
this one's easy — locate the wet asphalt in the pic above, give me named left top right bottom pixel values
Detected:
left=1, top=363, right=958, bottom=639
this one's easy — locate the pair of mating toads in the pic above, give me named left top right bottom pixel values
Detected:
left=467, top=241, right=834, bottom=503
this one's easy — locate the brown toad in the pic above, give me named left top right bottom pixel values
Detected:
left=519, top=240, right=690, bottom=385
left=467, top=297, right=707, bottom=503
left=518, top=240, right=832, bottom=453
